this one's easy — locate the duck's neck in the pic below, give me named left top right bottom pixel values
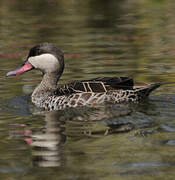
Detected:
left=32, top=72, right=60, bottom=97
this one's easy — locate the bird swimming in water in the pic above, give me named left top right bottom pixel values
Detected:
left=6, top=42, right=174, bottom=111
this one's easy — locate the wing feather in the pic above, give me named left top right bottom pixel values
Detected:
left=55, top=76, right=134, bottom=96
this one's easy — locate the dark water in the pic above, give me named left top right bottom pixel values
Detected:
left=1, top=0, right=175, bottom=179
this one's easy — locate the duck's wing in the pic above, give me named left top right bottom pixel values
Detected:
left=55, top=76, right=134, bottom=96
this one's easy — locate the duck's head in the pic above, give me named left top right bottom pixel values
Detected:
left=6, top=42, right=64, bottom=77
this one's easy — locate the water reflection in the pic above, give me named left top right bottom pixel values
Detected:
left=9, top=104, right=135, bottom=167
left=31, top=105, right=136, bottom=167
left=31, top=111, right=66, bottom=167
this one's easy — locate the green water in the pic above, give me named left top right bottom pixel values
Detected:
left=1, top=0, right=175, bottom=179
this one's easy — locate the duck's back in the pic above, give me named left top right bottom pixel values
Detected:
left=55, top=76, right=134, bottom=96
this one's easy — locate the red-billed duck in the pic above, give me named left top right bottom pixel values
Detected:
left=6, top=42, right=173, bottom=111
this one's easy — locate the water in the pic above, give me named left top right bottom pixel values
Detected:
left=1, top=0, right=175, bottom=179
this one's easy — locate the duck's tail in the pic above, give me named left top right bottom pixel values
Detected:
left=136, top=81, right=175, bottom=98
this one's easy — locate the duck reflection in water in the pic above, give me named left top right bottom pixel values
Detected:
left=9, top=104, right=135, bottom=167
left=31, top=111, right=66, bottom=167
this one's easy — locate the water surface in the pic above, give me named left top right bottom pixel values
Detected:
left=1, top=0, right=175, bottom=179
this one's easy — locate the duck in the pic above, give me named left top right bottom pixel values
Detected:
left=6, top=42, right=172, bottom=111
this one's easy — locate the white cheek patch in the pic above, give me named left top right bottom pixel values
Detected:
left=28, top=54, right=59, bottom=72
